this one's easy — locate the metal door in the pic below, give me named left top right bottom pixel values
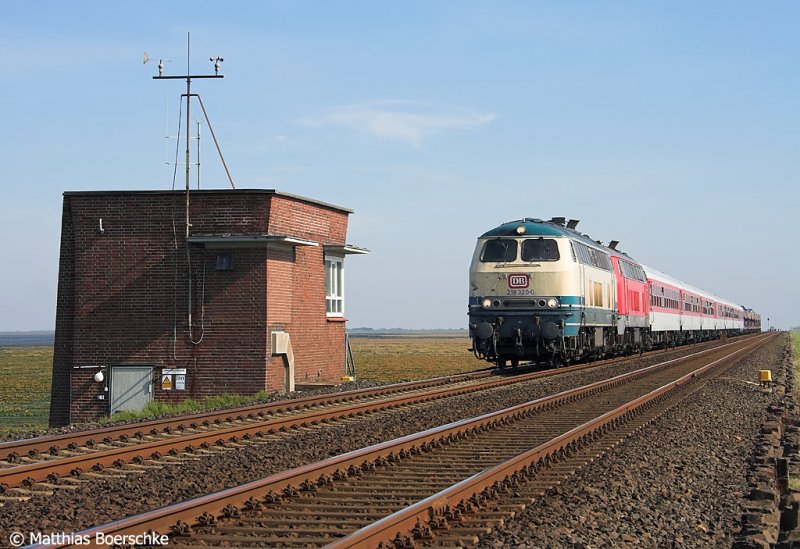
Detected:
left=110, top=366, right=153, bottom=414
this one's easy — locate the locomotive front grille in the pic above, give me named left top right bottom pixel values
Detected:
left=503, top=299, right=538, bottom=308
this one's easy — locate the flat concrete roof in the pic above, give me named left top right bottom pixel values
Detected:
left=62, top=189, right=354, bottom=214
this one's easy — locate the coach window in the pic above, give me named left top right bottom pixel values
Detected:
left=522, top=239, right=560, bottom=261
left=481, top=239, right=518, bottom=262
left=325, top=255, right=344, bottom=317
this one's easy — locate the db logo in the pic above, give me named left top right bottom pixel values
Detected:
left=508, top=274, right=529, bottom=288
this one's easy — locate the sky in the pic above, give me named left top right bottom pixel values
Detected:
left=0, top=1, right=797, bottom=331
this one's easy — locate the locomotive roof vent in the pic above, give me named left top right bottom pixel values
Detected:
left=549, top=216, right=566, bottom=226
left=566, top=219, right=580, bottom=229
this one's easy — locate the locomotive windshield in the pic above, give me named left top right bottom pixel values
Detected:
left=480, top=238, right=518, bottom=262
left=521, top=238, right=560, bottom=261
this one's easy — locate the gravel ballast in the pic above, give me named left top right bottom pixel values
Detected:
left=474, top=335, right=786, bottom=548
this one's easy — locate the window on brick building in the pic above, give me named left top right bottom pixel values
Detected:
left=325, top=255, right=344, bottom=316
left=215, top=253, right=233, bottom=271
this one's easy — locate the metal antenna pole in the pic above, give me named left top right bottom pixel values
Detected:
left=196, top=120, right=202, bottom=190
left=185, top=32, right=191, bottom=238
left=151, top=35, right=224, bottom=237
left=149, top=36, right=226, bottom=348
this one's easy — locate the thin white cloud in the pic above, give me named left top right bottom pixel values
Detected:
left=298, top=101, right=495, bottom=147
left=272, top=135, right=293, bottom=144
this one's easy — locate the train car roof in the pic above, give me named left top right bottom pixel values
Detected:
left=480, top=218, right=624, bottom=255
left=641, top=264, right=742, bottom=309
left=480, top=218, right=747, bottom=312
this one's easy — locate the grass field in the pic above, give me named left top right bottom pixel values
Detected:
left=793, top=331, right=800, bottom=359
left=350, top=337, right=486, bottom=382
left=0, top=337, right=486, bottom=433
left=0, top=346, right=53, bottom=432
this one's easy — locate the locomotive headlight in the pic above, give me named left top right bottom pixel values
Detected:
left=482, top=298, right=493, bottom=309
left=515, top=225, right=526, bottom=234
left=547, top=298, right=559, bottom=308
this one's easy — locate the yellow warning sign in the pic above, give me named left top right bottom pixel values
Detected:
left=161, top=375, right=173, bottom=390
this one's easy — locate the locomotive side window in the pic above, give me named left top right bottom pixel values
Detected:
left=521, top=238, right=560, bottom=261
left=620, top=261, right=645, bottom=281
left=481, top=239, right=518, bottom=262
left=572, top=241, right=612, bottom=271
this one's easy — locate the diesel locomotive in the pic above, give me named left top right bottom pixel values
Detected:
left=468, top=217, right=760, bottom=367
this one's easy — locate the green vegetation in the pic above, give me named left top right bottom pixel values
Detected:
left=793, top=331, right=800, bottom=361
left=103, top=391, right=272, bottom=423
left=0, top=346, right=53, bottom=433
left=351, top=337, right=486, bottom=382
left=0, top=336, right=484, bottom=432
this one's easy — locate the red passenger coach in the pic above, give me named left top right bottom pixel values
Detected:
left=609, top=253, right=649, bottom=351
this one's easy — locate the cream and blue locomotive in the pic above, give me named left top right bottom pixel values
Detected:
left=469, top=217, right=760, bottom=367
left=468, top=217, right=618, bottom=366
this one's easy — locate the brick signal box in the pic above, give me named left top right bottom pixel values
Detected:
left=49, top=190, right=366, bottom=426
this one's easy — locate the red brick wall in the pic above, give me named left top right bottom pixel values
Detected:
left=265, top=196, right=350, bottom=386
left=49, top=190, right=351, bottom=425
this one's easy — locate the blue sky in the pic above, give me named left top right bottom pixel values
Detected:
left=0, top=1, right=797, bottom=330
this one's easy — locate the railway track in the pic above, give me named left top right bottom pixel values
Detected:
left=0, top=338, right=734, bottom=496
left=37, top=332, right=774, bottom=548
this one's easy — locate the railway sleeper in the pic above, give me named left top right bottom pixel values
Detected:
left=422, top=390, right=702, bottom=545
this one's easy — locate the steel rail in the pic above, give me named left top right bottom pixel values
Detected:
left=28, top=333, right=772, bottom=549
left=1, top=334, right=739, bottom=464
left=1, top=338, right=742, bottom=492
left=0, top=371, right=523, bottom=490
left=0, top=369, right=496, bottom=462
left=327, top=332, right=774, bottom=548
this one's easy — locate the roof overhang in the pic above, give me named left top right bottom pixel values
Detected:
left=323, top=244, right=371, bottom=255
left=187, top=234, right=319, bottom=249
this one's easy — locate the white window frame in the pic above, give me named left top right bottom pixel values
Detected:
left=325, top=255, right=345, bottom=317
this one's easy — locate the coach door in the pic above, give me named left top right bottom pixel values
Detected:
left=110, top=366, right=153, bottom=414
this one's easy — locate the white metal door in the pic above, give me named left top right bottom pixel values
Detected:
left=110, top=366, right=153, bottom=414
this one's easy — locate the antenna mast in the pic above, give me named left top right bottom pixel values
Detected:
left=151, top=32, right=227, bottom=238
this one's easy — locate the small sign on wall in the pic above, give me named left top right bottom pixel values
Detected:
left=161, top=368, right=186, bottom=391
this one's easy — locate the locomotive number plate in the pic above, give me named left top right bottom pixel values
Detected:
left=508, top=274, right=529, bottom=288
left=507, top=288, right=534, bottom=296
